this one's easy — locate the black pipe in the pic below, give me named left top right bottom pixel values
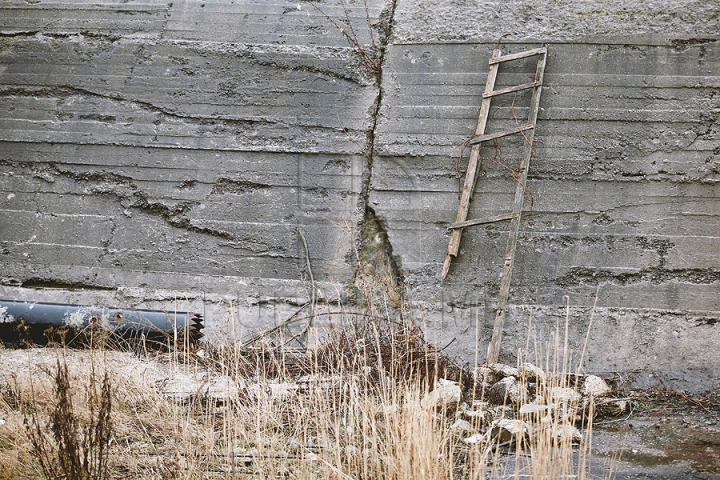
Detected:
left=0, top=300, right=203, bottom=347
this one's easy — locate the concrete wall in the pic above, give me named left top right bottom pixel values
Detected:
left=0, top=0, right=386, bottom=335
left=1, top=0, right=719, bottom=390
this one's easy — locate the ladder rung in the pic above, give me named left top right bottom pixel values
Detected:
left=483, top=81, right=541, bottom=98
left=489, top=47, right=547, bottom=65
left=467, top=125, right=534, bottom=145
left=448, top=214, right=514, bottom=229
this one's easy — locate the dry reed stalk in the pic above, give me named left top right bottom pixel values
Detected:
left=0, top=305, right=615, bottom=480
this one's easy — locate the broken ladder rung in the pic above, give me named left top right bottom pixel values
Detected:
left=483, top=80, right=541, bottom=99
left=467, top=124, right=534, bottom=145
left=448, top=213, right=514, bottom=229
left=488, top=47, right=547, bottom=65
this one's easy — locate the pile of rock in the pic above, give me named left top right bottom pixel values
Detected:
left=420, top=362, right=629, bottom=447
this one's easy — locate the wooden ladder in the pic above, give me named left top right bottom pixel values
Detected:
left=441, top=46, right=547, bottom=364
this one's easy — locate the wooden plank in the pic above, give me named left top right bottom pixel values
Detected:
left=467, top=125, right=534, bottom=145
left=489, top=47, right=546, bottom=65
left=486, top=48, right=547, bottom=364
left=483, top=80, right=541, bottom=98
left=448, top=213, right=514, bottom=229
left=442, top=48, right=502, bottom=280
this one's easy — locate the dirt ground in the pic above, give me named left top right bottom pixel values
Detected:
left=0, top=347, right=718, bottom=479
left=588, top=389, right=720, bottom=480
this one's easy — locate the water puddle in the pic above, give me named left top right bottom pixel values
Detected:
left=595, top=416, right=720, bottom=475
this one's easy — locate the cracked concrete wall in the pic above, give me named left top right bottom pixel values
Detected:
left=1, top=0, right=719, bottom=391
left=0, top=0, right=389, bottom=336
left=372, top=0, right=720, bottom=391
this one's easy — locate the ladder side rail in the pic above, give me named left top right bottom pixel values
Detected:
left=442, top=48, right=502, bottom=279
left=486, top=50, right=547, bottom=364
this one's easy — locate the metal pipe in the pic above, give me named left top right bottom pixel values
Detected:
left=0, top=299, right=203, bottom=347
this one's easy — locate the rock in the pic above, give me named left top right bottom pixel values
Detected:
left=519, top=402, right=552, bottom=415
left=473, top=366, right=494, bottom=383
left=488, top=363, right=519, bottom=378
left=551, top=424, right=583, bottom=445
left=463, top=432, right=486, bottom=445
left=595, top=398, right=630, bottom=417
left=518, top=363, right=546, bottom=382
left=550, top=387, right=582, bottom=404
left=449, top=419, right=473, bottom=432
left=421, top=379, right=462, bottom=409
left=582, top=375, right=611, bottom=397
left=489, top=419, right=529, bottom=443
left=488, top=376, right=527, bottom=405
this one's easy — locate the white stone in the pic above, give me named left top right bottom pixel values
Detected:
left=449, top=419, right=473, bottom=432
left=421, top=380, right=462, bottom=409
left=490, top=419, right=529, bottom=443
left=489, top=363, right=519, bottom=378
left=518, top=363, right=546, bottom=382
left=582, top=375, right=611, bottom=397
left=489, top=376, right=527, bottom=405
left=463, top=433, right=486, bottom=445
left=550, top=387, right=582, bottom=404
left=519, top=402, right=551, bottom=415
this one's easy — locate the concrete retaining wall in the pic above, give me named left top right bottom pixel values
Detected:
left=1, top=0, right=719, bottom=391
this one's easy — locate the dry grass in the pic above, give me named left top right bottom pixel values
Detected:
left=0, top=312, right=610, bottom=479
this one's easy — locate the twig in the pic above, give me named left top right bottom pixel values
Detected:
left=312, top=1, right=381, bottom=75
left=242, top=303, right=310, bottom=348
left=646, top=365, right=716, bottom=411
left=297, top=227, right=317, bottom=316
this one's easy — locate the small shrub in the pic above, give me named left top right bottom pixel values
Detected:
left=24, top=355, right=113, bottom=480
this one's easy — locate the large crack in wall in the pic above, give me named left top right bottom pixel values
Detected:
left=351, top=0, right=406, bottom=314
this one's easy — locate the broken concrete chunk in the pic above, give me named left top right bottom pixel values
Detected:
left=595, top=398, right=630, bottom=417
left=550, top=387, right=582, bottom=404
left=582, top=375, right=611, bottom=397
left=449, top=419, right=473, bottom=432
left=488, top=363, right=519, bottom=378
left=420, top=379, right=462, bottom=409
left=519, top=402, right=552, bottom=415
left=488, top=376, right=527, bottom=405
left=550, top=424, right=583, bottom=445
left=490, top=419, right=529, bottom=443
left=518, top=362, right=546, bottom=382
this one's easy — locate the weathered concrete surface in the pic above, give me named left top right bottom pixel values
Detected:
left=1, top=0, right=719, bottom=391
left=373, top=1, right=720, bottom=391
left=0, top=0, right=390, bottom=337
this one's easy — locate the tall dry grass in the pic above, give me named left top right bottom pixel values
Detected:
left=0, top=309, right=610, bottom=479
